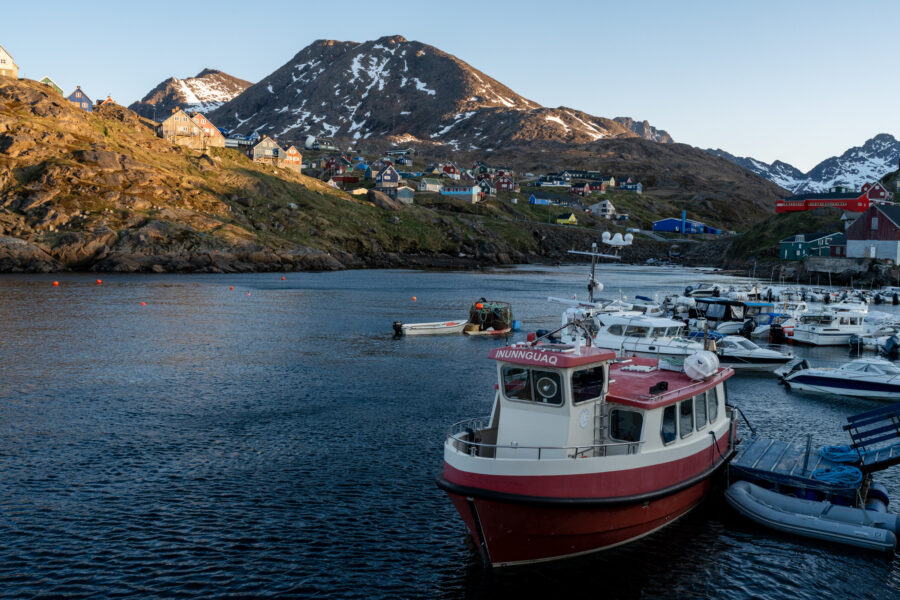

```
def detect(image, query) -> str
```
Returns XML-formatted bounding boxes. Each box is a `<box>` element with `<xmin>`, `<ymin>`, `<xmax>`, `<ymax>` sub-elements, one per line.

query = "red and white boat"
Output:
<box><xmin>436</xmin><ymin>335</ymin><xmax>738</xmax><ymax>566</ymax></box>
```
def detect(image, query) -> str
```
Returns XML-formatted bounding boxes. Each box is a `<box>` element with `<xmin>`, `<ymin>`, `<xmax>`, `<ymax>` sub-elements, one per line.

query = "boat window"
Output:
<box><xmin>730</xmin><ymin>306</ymin><xmax>744</xmax><ymax>320</ymax></box>
<box><xmin>661</xmin><ymin>405</ymin><xmax>677</xmax><ymax>445</ymax></box>
<box><xmin>706</xmin><ymin>304</ymin><xmax>726</xmax><ymax>320</ymax></box>
<box><xmin>502</xmin><ymin>367</ymin><xmax>563</xmax><ymax>406</ymax></box>
<box><xmin>695</xmin><ymin>391</ymin><xmax>707</xmax><ymax>429</ymax></box>
<box><xmin>610</xmin><ymin>409</ymin><xmax>643</xmax><ymax>442</ymax></box>
<box><xmin>607</xmin><ymin>324</ymin><xmax>625</xmax><ymax>336</ymax></box>
<box><xmin>502</xmin><ymin>366</ymin><xmax>532</xmax><ymax>401</ymax></box>
<box><xmin>708</xmin><ymin>387</ymin><xmax>719</xmax><ymax>422</ymax></box>
<box><xmin>680</xmin><ymin>399</ymin><xmax>694</xmax><ymax>438</ymax></box>
<box><xmin>746</xmin><ymin>306</ymin><xmax>761</xmax><ymax>317</ymax></box>
<box><xmin>737</xmin><ymin>340</ymin><xmax>756</xmax><ymax>350</ymax></box>
<box><xmin>572</xmin><ymin>366</ymin><xmax>606</xmax><ymax>404</ymax></box>
<box><xmin>625</xmin><ymin>326</ymin><xmax>649</xmax><ymax>338</ymax></box>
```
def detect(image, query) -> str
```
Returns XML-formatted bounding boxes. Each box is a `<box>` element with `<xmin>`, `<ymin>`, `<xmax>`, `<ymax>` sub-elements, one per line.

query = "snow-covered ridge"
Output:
<box><xmin>707</xmin><ymin>134</ymin><xmax>900</xmax><ymax>194</ymax></box>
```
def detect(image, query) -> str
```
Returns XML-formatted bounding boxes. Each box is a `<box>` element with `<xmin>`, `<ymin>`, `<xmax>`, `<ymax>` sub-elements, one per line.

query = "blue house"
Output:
<box><xmin>653</xmin><ymin>217</ymin><xmax>721</xmax><ymax>234</ymax></box>
<box><xmin>619</xmin><ymin>182</ymin><xmax>643</xmax><ymax>194</ymax></box>
<box><xmin>529</xmin><ymin>193</ymin><xmax>551</xmax><ymax>205</ymax></box>
<box><xmin>375</xmin><ymin>165</ymin><xmax>401</xmax><ymax>187</ymax></box>
<box><xmin>66</xmin><ymin>86</ymin><xmax>93</xmax><ymax>112</ymax></box>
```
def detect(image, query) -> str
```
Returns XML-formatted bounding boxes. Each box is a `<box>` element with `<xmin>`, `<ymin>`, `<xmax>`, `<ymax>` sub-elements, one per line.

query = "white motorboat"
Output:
<box><xmin>781</xmin><ymin>358</ymin><xmax>900</xmax><ymax>400</ymax></box>
<box><xmin>558</xmin><ymin>308</ymin><xmax>705</xmax><ymax>359</ymax></box>
<box><xmin>793</xmin><ymin>310</ymin><xmax>866</xmax><ymax>346</ymax></box>
<box><xmin>394</xmin><ymin>320</ymin><xmax>468</xmax><ymax>336</ymax></box>
<box><xmin>690</xmin><ymin>299</ymin><xmax>777</xmax><ymax>335</ymax></box>
<box><xmin>714</xmin><ymin>336</ymin><xmax>793</xmax><ymax>372</ymax></box>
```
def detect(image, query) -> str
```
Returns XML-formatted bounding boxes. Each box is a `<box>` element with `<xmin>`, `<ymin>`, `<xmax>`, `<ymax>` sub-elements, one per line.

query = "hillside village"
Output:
<box><xmin>3</xmin><ymin>40</ymin><xmax>900</xmax><ymax>277</ymax></box>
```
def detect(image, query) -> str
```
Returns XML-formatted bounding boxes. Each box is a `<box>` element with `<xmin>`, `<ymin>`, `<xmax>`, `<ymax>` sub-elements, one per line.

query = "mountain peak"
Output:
<box><xmin>129</xmin><ymin>69</ymin><xmax>252</xmax><ymax>120</ymax></box>
<box><xmin>208</xmin><ymin>36</ymin><xmax>672</xmax><ymax>148</ymax></box>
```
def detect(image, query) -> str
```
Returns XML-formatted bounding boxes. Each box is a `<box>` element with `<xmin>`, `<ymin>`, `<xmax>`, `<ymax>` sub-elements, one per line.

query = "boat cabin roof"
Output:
<box><xmin>841</xmin><ymin>359</ymin><xmax>900</xmax><ymax>375</ymax></box>
<box><xmin>490</xmin><ymin>344</ymin><xmax>615</xmax><ymax>369</ymax></box>
<box><xmin>596</xmin><ymin>314</ymin><xmax>685</xmax><ymax>327</ymax></box>
<box><xmin>696</xmin><ymin>299</ymin><xmax>774</xmax><ymax>308</ymax></box>
<box><xmin>606</xmin><ymin>357</ymin><xmax>732</xmax><ymax>409</ymax></box>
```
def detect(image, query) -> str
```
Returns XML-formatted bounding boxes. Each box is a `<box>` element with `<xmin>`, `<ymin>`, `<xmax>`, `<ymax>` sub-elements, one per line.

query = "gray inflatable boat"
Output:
<box><xmin>725</xmin><ymin>480</ymin><xmax>900</xmax><ymax>552</ymax></box>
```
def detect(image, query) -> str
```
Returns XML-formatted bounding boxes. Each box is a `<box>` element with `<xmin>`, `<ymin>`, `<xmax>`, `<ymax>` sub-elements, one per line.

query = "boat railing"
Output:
<box><xmin>446</xmin><ymin>417</ymin><xmax>643</xmax><ymax>459</ymax></box>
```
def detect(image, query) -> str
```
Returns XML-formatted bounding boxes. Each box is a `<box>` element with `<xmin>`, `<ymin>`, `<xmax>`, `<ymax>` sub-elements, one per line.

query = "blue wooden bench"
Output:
<box><xmin>843</xmin><ymin>401</ymin><xmax>900</xmax><ymax>473</ymax></box>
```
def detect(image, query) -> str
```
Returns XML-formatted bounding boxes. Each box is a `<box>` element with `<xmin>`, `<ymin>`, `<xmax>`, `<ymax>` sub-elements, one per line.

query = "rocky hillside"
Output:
<box><xmin>129</xmin><ymin>69</ymin><xmax>251</xmax><ymax>120</ymax></box>
<box><xmin>209</xmin><ymin>35</ymin><xmax>672</xmax><ymax>149</ymax></box>
<box><xmin>708</xmin><ymin>133</ymin><xmax>900</xmax><ymax>194</ymax></box>
<box><xmin>466</xmin><ymin>138</ymin><xmax>789</xmax><ymax>229</ymax></box>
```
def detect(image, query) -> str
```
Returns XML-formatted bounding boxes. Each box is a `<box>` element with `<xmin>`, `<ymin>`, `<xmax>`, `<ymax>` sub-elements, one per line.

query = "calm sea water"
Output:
<box><xmin>1</xmin><ymin>265</ymin><xmax>899</xmax><ymax>599</ymax></box>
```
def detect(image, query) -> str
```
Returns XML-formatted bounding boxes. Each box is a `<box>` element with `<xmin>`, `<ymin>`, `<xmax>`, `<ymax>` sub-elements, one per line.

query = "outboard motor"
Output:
<box><xmin>824</xmin><ymin>293</ymin><xmax>831</xmax><ymax>304</ymax></box>
<box><xmin>849</xmin><ymin>334</ymin><xmax>864</xmax><ymax>355</ymax></box>
<box><xmin>392</xmin><ymin>321</ymin><xmax>404</xmax><ymax>338</ymax></box>
<box><xmin>894</xmin><ymin>293</ymin><xmax>899</xmax><ymax>306</ymax></box>
<box><xmin>770</xmin><ymin>323</ymin><xmax>786</xmax><ymax>344</ymax></box>
<box><xmin>740</xmin><ymin>319</ymin><xmax>755</xmax><ymax>339</ymax></box>
<box><xmin>766</xmin><ymin>288</ymin><xmax>774</xmax><ymax>302</ymax></box>
<box><xmin>874</xmin><ymin>293</ymin><xmax>884</xmax><ymax>305</ymax></box>
<box><xmin>535</xmin><ymin>329</ymin><xmax>561</xmax><ymax>343</ymax></box>
<box><xmin>884</xmin><ymin>335</ymin><xmax>900</xmax><ymax>360</ymax></box>
<box><xmin>684</xmin><ymin>285</ymin><xmax>694</xmax><ymax>297</ymax></box>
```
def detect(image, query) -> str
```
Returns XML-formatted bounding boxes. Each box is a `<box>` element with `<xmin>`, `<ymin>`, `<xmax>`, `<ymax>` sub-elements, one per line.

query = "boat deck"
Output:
<box><xmin>730</xmin><ymin>436</ymin><xmax>860</xmax><ymax>495</ymax></box>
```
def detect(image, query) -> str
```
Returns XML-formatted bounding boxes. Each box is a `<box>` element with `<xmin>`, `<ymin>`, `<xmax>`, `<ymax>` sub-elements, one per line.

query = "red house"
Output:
<box><xmin>495</xmin><ymin>174</ymin><xmax>518</xmax><ymax>192</ymax></box>
<box><xmin>569</xmin><ymin>183</ymin><xmax>590</xmax><ymax>196</ymax></box>
<box><xmin>589</xmin><ymin>181</ymin><xmax>607</xmax><ymax>193</ymax></box>
<box><xmin>324</xmin><ymin>156</ymin><xmax>346</xmax><ymax>175</ymax></box>
<box><xmin>846</xmin><ymin>203</ymin><xmax>900</xmax><ymax>263</ymax></box>
<box><xmin>776</xmin><ymin>182</ymin><xmax>891</xmax><ymax>214</ymax></box>
<box><xmin>442</xmin><ymin>162</ymin><xmax>461</xmax><ymax>179</ymax></box>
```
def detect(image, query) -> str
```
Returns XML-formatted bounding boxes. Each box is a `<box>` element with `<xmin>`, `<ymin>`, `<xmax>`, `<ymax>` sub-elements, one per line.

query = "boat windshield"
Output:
<box><xmin>736</xmin><ymin>339</ymin><xmax>757</xmax><ymax>350</ymax></box>
<box><xmin>625</xmin><ymin>326</ymin><xmax>650</xmax><ymax>338</ymax></box>
<box><xmin>801</xmin><ymin>315</ymin><xmax>832</xmax><ymax>325</ymax></box>
<box><xmin>572</xmin><ymin>366</ymin><xmax>606</xmax><ymax>404</ymax></box>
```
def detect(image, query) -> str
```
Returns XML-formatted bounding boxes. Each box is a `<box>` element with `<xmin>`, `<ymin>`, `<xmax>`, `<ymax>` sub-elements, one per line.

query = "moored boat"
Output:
<box><xmin>436</xmin><ymin>332</ymin><xmax>738</xmax><ymax>566</ymax></box>
<box><xmin>780</xmin><ymin>357</ymin><xmax>900</xmax><ymax>400</ymax></box>
<box><xmin>394</xmin><ymin>320</ymin><xmax>468</xmax><ymax>336</ymax></box>
<box><xmin>715</xmin><ymin>336</ymin><xmax>793</xmax><ymax>372</ymax></box>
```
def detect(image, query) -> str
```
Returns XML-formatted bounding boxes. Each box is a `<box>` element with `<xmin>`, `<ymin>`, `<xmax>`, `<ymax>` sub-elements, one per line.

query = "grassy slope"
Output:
<box><xmin>726</xmin><ymin>210</ymin><xmax>844</xmax><ymax>260</ymax></box>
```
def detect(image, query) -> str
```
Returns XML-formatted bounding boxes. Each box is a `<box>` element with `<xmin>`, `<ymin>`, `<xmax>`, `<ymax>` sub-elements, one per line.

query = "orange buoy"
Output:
<box><xmin>229</xmin><ymin>286</ymin><xmax>234</xmax><ymax>290</ymax></box>
<box><xmin>475</xmin><ymin>302</ymin><xmax>484</xmax><ymax>310</ymax></box>
<box><xmin>96</xmin><ymin>279</ymin><xmax>102</xmax><ymax>285</ymax></box>
<box><xmin>52</xmin><ymin>281</ymin><xmax>59</xmax><ymax>287</ymax></box>
<box><xmin>412</xmin><ymin>296</ymin><xmax>417</xmax><ymax>301</ymax></box>
<box><xmin>140</xmin><ymin>302</ymin><xmax>147</xmax><ymax>306</ymax></box>
<box><xmin>247</xmin><ymin>292</ymin><xmax>251</xmax><ymax>296</ymax></box>
<box><xmin>281</xmin><ymin>276</ymin><xmax>286</xmax><ymax>281</ymax></box>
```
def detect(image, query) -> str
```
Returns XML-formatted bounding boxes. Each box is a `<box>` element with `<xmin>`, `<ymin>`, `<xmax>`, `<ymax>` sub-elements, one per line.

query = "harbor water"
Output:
<box><xmin>1</xmin><ymin>265</ymin><xmax>900</xmax><ymax>598</ymax></box>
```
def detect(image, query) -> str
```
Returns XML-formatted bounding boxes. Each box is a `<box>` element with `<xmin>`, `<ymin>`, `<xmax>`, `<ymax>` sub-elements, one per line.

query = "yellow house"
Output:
<box><xmin>0</xmin><ymin>45</ymin><xmax>18</xmax><ymax>79</ymax></box>
<box><xmin>556</xmin><ymin>212</ymin><xmax>578</xmax><ymax>225</ymax></box>
<box><xmin>158</xmin><ymin>108</ymin><xmax>203</xmax><ymax>149</ymax></box>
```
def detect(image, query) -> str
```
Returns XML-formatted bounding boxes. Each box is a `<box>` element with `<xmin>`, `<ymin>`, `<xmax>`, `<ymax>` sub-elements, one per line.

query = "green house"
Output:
<box><xmin>779</xmin><ymin>231</ymin><xmax>845</xmax><ymax>260</ymax></box>
<box><xmin>39</xmin><ymin>76</ymin><xmax>63</xmax><ymax>95</ymax></box>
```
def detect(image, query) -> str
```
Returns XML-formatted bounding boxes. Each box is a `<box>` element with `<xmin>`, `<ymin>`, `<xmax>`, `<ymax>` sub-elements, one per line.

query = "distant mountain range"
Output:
<box><xmin>707</xmin><ymin>134</ymin><xmax>900</xmax><ymax>194</ymax></box>
<box><xmin>199</xmin><ymin>35</ymin><xmax>673</xmax><ymax>149</ymax></box>
<box><xmin>128</xmin><ymin>69</ymin><xmax>251</xmax><ymax>121</ymax></box>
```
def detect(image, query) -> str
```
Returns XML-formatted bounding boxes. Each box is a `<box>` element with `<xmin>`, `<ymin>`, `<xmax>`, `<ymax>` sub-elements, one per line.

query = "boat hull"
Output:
<box><xmin>401</xmin><ymin>321</ymin><xmax>467</xmax><ymax>335</ymax></box>
<box><xmin>443</xmin><ymin>479</ymin><xmax>710</xmax><ymax>566</ymax></box>
<box><xmin>785</xmin><ymin>374</ymin><xmax>900</xmax><ymax>400</ymax></box>
<box><xmin>792</xmin><ymin>330</ymin><xmax>860</xmax><ymax>346</ymax></box>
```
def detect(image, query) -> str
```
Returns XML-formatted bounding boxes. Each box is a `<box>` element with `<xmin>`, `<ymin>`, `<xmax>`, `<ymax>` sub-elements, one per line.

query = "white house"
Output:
<box><xmin>588</xmin><ymin>199</ymin><xmax>616</xmax><ymax>219</ymax></box>
<box><xmin>0</xmin><ymin>45</ymin><xmax>18</xmax><ymax>79</ymax></box>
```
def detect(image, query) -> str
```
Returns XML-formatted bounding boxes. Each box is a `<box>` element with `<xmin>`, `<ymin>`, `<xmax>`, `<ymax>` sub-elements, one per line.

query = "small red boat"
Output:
<box><xmin>437</xmin><ymin>337</ymin><xmax>738</xmax><ymax>566</ymax></box>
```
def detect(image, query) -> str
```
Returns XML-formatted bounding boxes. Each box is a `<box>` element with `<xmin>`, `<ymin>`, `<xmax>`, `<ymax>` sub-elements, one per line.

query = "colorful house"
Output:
<box><xmin>324</xmin><ymin>156</ymin><xmax>347</xmax><ymax>175</ymax></box>
<box><xmin>846</xmin><ymin>203</ymin><xmax>900</xmax><ymax>263</ymax></box>
<box><xmin>556</xmin><ymin>213</ymin><xmax>578</xmax><ymax>225</ymax></box>
<box><xmin>529</xmin><ymin>193</ymin><xmax>552</xmax><ymax>205</ymax></box>
<box><xmin>418</xmin><ymin>178</ymin><xmax>442</xmax><ymax>193</ymax></box>
<box><xmin>396</xmin><ymin>186</ymin><xmax>416</xmax><ymax>205</ymax></box>
<box><xmin>251</xmin><ymin>136</ymin><xmax>286</xmax><ymax>164</ymax></box>
<box><xmin>0</xmin><ymin>45</ymin><xmax>18</xmax><ymax>79</ymax></box>
<box><xmin>442</xmin><ymin>162</ymin><xmax>461</xmax><ymax>180</ymax></box>
<box><xmin>441</xmin><ymin>185</ymin><xmax>482</xmax><ymax>203</ymax></box>
<box><xmin>619</xmin><ymin>182</ymin><xmax>643</xmax><ymax>194</ymax></box>
<box><xmin>779</xmin><ymin>232</ymin><xmax>846</xmax><ymax>260</ymax></box>
<box><xmin>190</xmin><ymin>113</ymin><xmax>226</xmax><ymax>147</ymax></box>
<box><xmin>159</xmin><ymin>108</ymin><xmax>202</xmax><ymax>147</ymax></box>
<box><xmin>375</xmin><ymin>165</ymin><xmax>401</xmax><ymax>190</ymax></box>
<box><xmin>776</xmin><ymin>183</ymin><xmax>891</xmax><ymax>214</ymax></box>
<box><xmin>588</xmin><ymin>181</ymin><xmax>607</xmax><ymax>194</ymax></box>
<box><xmin>494</xmin><ymin>174</ymin><xmax>518</xmax><ymax>192</ymax></box>
<box><xmin>66</xmin><ymin>87</ymin><xmax>93</xmax><ymax>112</ymax></box>
<box><xmin>569</xmin><ymin>183</ymin><xmax>590</xmax><ymax>196</ymax></box>
<box><xmin>284</xmin><ymin>146</ymin><xmax>303</xmax><ymax>173</ymax></box>
<box><xmin>39</xmin><ymin>77</ymin><xmax>62</xmax><ymax>95</ymax></box>
<box><xmin>652</xmin><ymin>217</ymin><xmax>721</xmax><ymax>234</ymax></box>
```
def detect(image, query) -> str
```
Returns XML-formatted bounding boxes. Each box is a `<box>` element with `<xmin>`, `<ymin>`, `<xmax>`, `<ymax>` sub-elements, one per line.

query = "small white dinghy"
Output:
<box><xmin>393</xmin><ymin>320</ymin><xmax>467</xmax><ymax>336</ymax></box>
<box><xmin>725</xmin><ymin>480</ymin><xmax>900</xmax><ymax>552</ymax></box>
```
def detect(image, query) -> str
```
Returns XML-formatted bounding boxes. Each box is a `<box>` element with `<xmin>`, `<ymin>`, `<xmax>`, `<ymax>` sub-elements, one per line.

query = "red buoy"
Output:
<box><xmin>140</xmin><ymin>302</ymin><xmax>147</xmax><ymax>306</ymax></box>
<box><xmin>96</xmin><ymin>279</ymin><xmax>102</xmax><ymax>285</ymax></box>
<box><xmin>247</xmin><ymin>292</ymin><xmax>251</xmax><ymax>296</ymax></box>
<box><xmin>229</xmin><ymin>286</ymin><xmax>234</xmax><ymax>290</ymax></box>
<box><xmin>281</xmin><ymin>276</ymin><xmax>286</xmax><ymax>281</ymax></box>
<box><xmin>52</xmin><ymin>281</ymin><xmax>59</xmax><ymax>287</ymax></box>
<box><xmin>412</xmin><ymin>296</ymin><xmax>417</xmax><ymax>301</ymax></box>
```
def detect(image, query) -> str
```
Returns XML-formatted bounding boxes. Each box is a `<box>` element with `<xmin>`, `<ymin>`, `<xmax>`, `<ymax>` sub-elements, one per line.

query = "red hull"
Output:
<box><xmin>446</xmin><ymin>479</ymin><xmax>710</xmax><ymax>566</ymax></box>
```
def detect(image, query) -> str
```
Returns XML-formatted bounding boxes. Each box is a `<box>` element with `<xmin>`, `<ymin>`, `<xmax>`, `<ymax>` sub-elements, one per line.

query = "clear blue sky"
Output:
<box><xmin>4</xmin><ymin>0</ymin><xmax>898</xmax><ymax>172</ymax></box>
